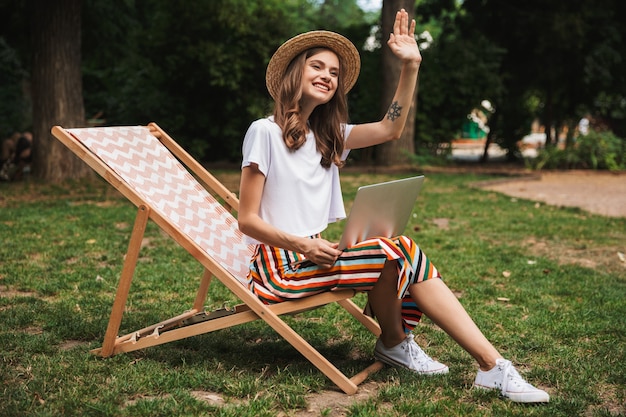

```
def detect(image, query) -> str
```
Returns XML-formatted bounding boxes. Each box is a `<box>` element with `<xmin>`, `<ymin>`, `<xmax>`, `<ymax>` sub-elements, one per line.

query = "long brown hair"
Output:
<box><xmin>273</xmin><ymin>48</ymin><xmax>349</xmax><ymax>168</ymax></box>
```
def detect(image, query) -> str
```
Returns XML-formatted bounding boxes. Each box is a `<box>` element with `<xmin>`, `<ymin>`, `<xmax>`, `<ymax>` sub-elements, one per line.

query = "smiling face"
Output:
<box><xmin>300</xmin><ymin>49</ymin><xmax>340</xmax><ymax>109</ymax></box>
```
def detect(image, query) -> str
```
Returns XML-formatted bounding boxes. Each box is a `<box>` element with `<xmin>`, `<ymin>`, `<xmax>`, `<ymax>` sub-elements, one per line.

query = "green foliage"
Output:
<box><xmin>317</xmin><ymin>0</ymin><xmax>367</xmax><ymax>29</ymax></box>
<box><xmin>0</xmin><ymin>37</ymin><xmax>29</xmax><ymax>133</ymax></box>
<box><xmin>82</xmin><ymin>0</ymin><xmax>308</xmax><ymax>162</ymax></box>
<box><xmin>3</xmin><ymin>0</ymin><xmax>626</xmax><ymax>169</ymax></box>
<box><xmin>531</xmin><ymin>130</ymin><xmax>626</xmax><ymax>171</ymax></box>
<box><xmin>462</xmin><ymin>0</ymin><xmax>626</xmax><ymax>151</ymax></box>
<box><xmin>414</xmin><ymin>0</ymin><xmax>505</xmax><ymax>149</ymax></box>
<box><xmin>80</xmin><ymin>0</ymin><xmax>376</xmax><ymax>163</ymax></box>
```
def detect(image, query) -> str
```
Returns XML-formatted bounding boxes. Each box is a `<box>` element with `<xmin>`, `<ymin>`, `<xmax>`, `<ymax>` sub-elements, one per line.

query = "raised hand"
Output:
<box><xmin>387</xmin><ymin>9</ymin><xmax>421</xmax><ymax>65</ymax></box>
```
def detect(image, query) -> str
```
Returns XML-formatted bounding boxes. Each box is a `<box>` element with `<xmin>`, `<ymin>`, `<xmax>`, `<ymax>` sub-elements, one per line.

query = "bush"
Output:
<box><xmin>531</xmin><ymin>130</ymin><xmax>626</xmax><ymax>171</ymax></box>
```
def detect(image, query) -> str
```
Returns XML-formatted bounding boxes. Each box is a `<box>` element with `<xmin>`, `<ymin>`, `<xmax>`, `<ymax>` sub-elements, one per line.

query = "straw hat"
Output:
<box><xmin>266</xmin><ymin>30</ymin><xmax>361</xmax><ymax>101</ymax></box>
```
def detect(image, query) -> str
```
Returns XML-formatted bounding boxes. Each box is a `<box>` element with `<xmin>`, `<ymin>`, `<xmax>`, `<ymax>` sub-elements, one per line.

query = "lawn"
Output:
<box><xmin>1</xmin><ymin>171</ymin><xmax>625</xmax><ymax>416</ymax></box>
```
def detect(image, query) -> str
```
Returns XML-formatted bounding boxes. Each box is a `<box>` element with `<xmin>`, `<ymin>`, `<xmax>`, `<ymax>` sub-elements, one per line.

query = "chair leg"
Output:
<box><xmin>350</xmin><ymin>361</ymin><xmax>384</xmax><ymax>386</ymax></box>
<box><xmin>193</xmin><ymin>268</ymin><xmax>213</xmax><ymax>311</ymax></box>
<box><xmin>338</xmin><ymin>299</ymin><xmax>381</xmax><ymax>337</ymax></box>
<box><xmin>100</xmin><ymin>205</ymin><xmax>150</xmax><ymax>357</ymax></box>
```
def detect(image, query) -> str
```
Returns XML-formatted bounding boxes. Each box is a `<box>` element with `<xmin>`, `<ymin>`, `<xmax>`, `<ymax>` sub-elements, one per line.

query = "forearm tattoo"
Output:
<box><xmin>387</xmin><ymin>101</ymin><xmax>402</xmax><ymax>121</ymax></box>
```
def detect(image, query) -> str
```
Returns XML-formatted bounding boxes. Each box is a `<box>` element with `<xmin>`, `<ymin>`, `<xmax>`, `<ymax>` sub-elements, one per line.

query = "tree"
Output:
<box><xmin>81</xmin><ymin>0</ymin><xmax>326</xmax><ymax>162</ymax></box>
<box><xmin>30</xmin><ymin>0</ymin><xmax>91</xmax><ymax>181</ymax></box>
<box><xmin>376</xmin><ymin>0</ymin><xmax>416</xmax><ymax>166</ymax></box>
<box><xmin>318</xmin><ymin>0</ymin><xmax>366</xmax><ymax>29</ymax></box>
<box><xmin>463</xmin><ymin>0</ymin><xmax>626</xmax><ymax>155</ymax></box>
<box><xmin>412</xmin><ymin>0</ymin><xmax>504</xmax><ymax>159</ymax></box>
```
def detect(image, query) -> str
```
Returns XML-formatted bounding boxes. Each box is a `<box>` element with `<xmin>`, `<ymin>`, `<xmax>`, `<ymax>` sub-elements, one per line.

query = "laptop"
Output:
<box><xmin>291</xmin><ymin>175</ymin><xmax>424</xmax><ymax>268</ymax></box>
<box><xmin>337</xmin><ymin>175</ymin><xmax>425</xmax><ymax>250</ymax></box>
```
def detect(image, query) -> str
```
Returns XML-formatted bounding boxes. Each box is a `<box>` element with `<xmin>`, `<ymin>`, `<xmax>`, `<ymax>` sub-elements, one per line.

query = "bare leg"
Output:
<box><xmin>367</xmin><ymin>260</ymin><xmax>405</xmax><ymax>348</ymax></box>
<box><xmin>409</xmin><ymin>279</ymin><xmax>502</xmax><ymax>371</ymax></box>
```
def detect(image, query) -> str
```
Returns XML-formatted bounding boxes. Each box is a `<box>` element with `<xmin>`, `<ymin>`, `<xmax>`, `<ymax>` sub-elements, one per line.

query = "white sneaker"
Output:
<box><xmin>374</xmin><ymin>334</ymin><xmax>449</xmax><ymax>375</ymax></box>
<box><xmin>474</xmin><ymin>358</ymin><xmax>550</xmax><ymax>403</ymax></box>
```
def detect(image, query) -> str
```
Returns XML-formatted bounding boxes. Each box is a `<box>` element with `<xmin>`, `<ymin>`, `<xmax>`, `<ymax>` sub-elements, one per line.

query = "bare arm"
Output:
<box><xmin>345</xmin><ymin>9</ymin><xmax>422</xmax><ymax>150</ymax></box>
<box><xmin>238</xmin><ymin>164</ymin><xmax>341</xmax><ymax>267</ymax></box>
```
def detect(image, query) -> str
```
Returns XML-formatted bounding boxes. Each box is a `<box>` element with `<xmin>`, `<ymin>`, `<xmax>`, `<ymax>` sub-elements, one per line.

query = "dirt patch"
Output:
<box><xmin>473</xmin><ymin>171</ymin><xmax>626</xmax><ymax>275</ymax></box>
<box><xmin>476</xmin><ymin>170</ymin><xmax>626</xmax><ymax>218</ymax></box>
<box><xmin>473</xmin><ymin>171</ymin><xmax>625</xmax><ymax>274</ymax></box>
<box><xmin>522</xmin><ymin>237</ymin><xmax>626</xmax><ymax>276</ymax></box>
<box><xmin>58</xmin><ymin>340</ymin><xmax>89</xmax><ymax>351</ymax></box>
<box><xmin>292</xmin><ymin>382</ymin><xmax>384</xmax><ymax>417</ymax></box>
<box><xmin>188</xmin><ymin>382</ymin><xmax>384</xmax><ymax>416</ymax></box>
<box><xmin>190</xmin><ymin>390</ymin><xmax>244</xmax><ymax>407</ymax></box>
<box><xmin>0</xmin><ymin>285</ymin><xmax>38</xmax><ymax>298</ymax></box>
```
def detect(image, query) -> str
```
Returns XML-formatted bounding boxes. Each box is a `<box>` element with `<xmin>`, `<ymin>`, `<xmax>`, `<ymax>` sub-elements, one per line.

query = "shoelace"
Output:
<box><xmin>498</xmin><ymin>359</ymin><xmax>530</xmax><ymax>396</ymax></box>
<box><xmin>404</xmin><ymin>334</ymin><xmax>432</xmax><ymax>370</ymax></box>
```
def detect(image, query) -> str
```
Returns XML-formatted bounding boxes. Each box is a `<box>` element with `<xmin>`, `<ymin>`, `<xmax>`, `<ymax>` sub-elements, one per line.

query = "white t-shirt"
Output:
<box><xmin>241</xmin><ymin>117</ymin><xmax>353</xmax><ymax>244</ymax></box>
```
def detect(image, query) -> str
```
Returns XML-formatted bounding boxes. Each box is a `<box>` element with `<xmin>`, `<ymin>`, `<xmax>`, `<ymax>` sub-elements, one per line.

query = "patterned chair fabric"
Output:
<box><xmin>67</xmin><ymin>126</ymin><xmax>254</xmax><ymax>284</ymax></box>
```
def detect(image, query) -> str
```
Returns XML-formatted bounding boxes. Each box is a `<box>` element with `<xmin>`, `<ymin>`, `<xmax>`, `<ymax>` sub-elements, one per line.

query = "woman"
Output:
<box><xmin>238</xmin><ymin>9</ymin><xmax>549</xmax><ymax>403</ymax></box>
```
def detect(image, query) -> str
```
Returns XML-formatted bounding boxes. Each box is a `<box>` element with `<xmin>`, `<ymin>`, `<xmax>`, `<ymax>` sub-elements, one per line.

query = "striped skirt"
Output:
<box><xmin>246</xmin><ymin>235</ymin><xmax>441</xmax><ymax>332</ymax></box>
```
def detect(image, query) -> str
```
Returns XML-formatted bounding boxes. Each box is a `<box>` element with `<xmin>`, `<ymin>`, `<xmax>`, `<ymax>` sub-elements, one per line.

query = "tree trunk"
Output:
<box><xmin>376</xmin><ymin>0</ymin><xmax>416</xmax><ymax>166</ymax></box>
<box><xmin>30</xmin><ymin>0</ymin><xmax>91</xmax><ymax>182</ymax></box>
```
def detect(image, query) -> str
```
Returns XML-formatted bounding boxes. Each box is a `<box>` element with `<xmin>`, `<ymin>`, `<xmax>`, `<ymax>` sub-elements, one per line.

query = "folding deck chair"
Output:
<box><xmin>51</xmin><ymin>123</ymin><xmax>383</xmax><ymax>395</ymax></box>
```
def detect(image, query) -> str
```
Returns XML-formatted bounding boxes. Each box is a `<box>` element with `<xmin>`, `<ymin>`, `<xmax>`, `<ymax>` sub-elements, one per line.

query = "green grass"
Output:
<box><xmin>1</xmin><ymin>172</ymin><xmax>625</xmax><ymax>416</ymax></box>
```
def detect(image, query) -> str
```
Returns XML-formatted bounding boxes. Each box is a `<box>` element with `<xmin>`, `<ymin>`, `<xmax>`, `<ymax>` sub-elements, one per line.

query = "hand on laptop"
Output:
<box><xmin>298</xmin><ymin>238</ymin><xmax>341</xmax><ymax>269</ymax></box>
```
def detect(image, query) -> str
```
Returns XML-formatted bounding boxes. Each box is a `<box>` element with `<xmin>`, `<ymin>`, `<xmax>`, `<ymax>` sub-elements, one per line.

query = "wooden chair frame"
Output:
<box><xmin>51</xmin><ymin>123</ymin><xmax>382</xmax><ymax>395</ymax></box>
